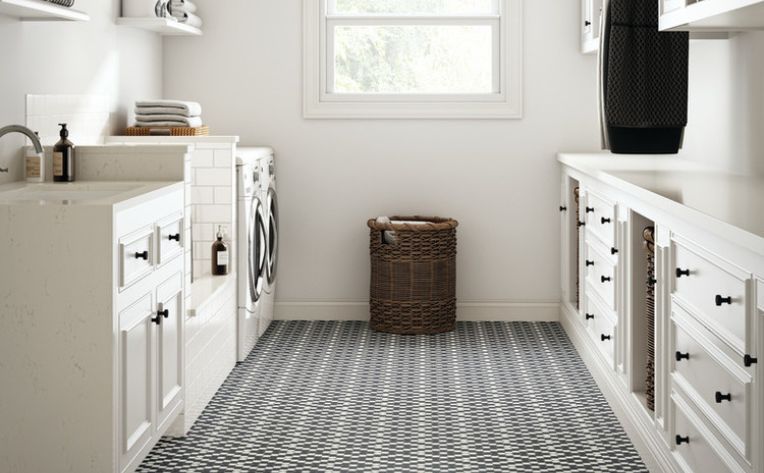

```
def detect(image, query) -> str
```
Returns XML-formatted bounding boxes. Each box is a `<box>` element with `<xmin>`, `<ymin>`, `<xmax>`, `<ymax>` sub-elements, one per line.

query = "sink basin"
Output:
<box><xmin>0</xmin><ymin>182</ymin><xmax>147</xmax><ymax>204</ymax></box>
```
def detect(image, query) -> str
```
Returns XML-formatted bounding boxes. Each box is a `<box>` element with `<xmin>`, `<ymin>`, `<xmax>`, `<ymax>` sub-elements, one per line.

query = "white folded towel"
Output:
<box><xmin>136</xmin><ymin>106</ymin><xmax>201</xmax><ymax>117</ymax></box>
<box><xmin>172</xmin><ymin>11</ymin><xmax>202</xmax><ymax>28</ymax></box>
<box><xmin>376</xmin><ymin>216</ymin><xmax>397</xmax><ymax>245</ymax></box>
<box><xmin>169</xmin><ymin>0</ymin><xmax>196</xmax><ymax>13</ymax></box>
<box><xmin>135</xmin><ymin>117</ymin><xmax>204</xmax><ymax>128</ymax></box>
<box><xmin>135</xmin><ymin>100</ymin><xmax>202</xmax><ymax>117</ymax></box>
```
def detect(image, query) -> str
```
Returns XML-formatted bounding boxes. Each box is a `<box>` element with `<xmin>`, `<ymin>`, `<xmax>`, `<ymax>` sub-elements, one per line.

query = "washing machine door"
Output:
<box><xmin>266</xmin><ymin>187</ymin><xmax>279</xmax><ymax>285</ymax></box>
<box><xmin>249</xmin><ymin>198</ymin><xmax>267</xmax><ymax>304</ymax></box>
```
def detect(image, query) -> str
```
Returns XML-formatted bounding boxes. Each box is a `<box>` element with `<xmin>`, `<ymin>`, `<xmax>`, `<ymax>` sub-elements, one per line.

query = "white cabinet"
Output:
<box><xmin>558</xmin><ymin>154</ymin><xmax>763</xmax><ymax>473</ymax></box>
<box><xmin>156</xmin><ymin>272</ymin><xmax>184</xmax><ymax>431</ymax></box>
<box><xmin>581</xmin><ymin>0</ymin><xmax>603</xmax><ymax>54</ymax></box>
<box><xmin>660</xmin><ymin>0</ymin><xmax>764</xmax><ymax>31</ymax></box>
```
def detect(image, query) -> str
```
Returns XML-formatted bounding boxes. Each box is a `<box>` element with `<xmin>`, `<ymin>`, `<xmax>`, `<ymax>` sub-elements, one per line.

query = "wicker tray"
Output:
<box><xmin>124</xmin><ymin>125</ymin><xmax>209</xmax><ymax>136</ymax></box>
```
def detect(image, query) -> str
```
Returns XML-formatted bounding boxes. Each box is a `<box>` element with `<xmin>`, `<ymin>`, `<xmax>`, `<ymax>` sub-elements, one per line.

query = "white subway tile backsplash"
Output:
<box><xmin>195</xmin><ymin>168</ymin><xmax>231</xmax><ymax>187</ymax></box>
<box><xmin>192</xmin><ymin>187</ymin><xmax>214</xmax><ymax>205</ymax></box>
<box><xmin>195</xmin><ymin>204</ymin><xmax>232</xmax><ymax>224</ymax></box>
<box><xmin>192</xmin><ymin>150</ymin><xmax>214</xmax><ymax>168</ymax></box>
<box><xmin>26</xmin><ymin>94</ymin><xmax>111</xmax><ymax>146</ymax></box>
<box><xmin>214</xmin><ymin>187</ymin><xmax>233</xmax><ymax>204</ymax></box>
<box><xmin>213</xmin><ymin>150</ymin><xmax>232</xmax><ymax>168</ymax></box>
<box><xmin>192</xmin><ymin>223</ymin><xmax>215</xmax><ymax>242</ymax></box>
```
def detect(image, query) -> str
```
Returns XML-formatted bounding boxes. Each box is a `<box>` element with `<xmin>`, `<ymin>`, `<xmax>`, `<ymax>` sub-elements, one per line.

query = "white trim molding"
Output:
<box><xmin>275</xmin><ymin>300</ymin><xmax>558</xmax><ymax>322</ymax></box>
<box><xmin>302</xmin><ymin>0</ymin><xmax>524</xmax><ymax>119</ymax></box>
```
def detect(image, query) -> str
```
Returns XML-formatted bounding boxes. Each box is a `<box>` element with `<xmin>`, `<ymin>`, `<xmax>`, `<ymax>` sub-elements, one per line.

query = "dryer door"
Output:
<box><xmin>266</xmin><ymin>187</ymin><xmax>279</xmax><ymax>285</ymax></box>
<box><xmin>249</xmin><ymin>198</ymin><xmax>267</xmax><ymax>304</ymax></box>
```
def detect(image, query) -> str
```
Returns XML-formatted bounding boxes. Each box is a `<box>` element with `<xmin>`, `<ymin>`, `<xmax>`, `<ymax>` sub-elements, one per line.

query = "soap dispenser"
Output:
<box><xmin>211</xmin><ymin>226</ymin><xmax>229</xmax><ymax>276</ymax></box>
<box><xmin>53</xmin><ymin>123</ymin><xmax>75</xmax><ymax>182</ymax></box>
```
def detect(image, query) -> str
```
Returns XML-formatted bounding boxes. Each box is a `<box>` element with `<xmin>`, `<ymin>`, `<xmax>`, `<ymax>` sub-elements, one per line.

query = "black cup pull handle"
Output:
<box><xmin>601</xmin><ymin>276</ymin><xmax>612</xmax><ymax>283</ymax></box>
<box><xmin>168</xmin><ymin>234</ymin><xmax>181</xmax><ymax>242</ymax></box>
<box><xmin>675</xmin><ymin>351</ymin><xmax>690</xmax><ymax>362</ymax></box>
<box><xmin>675</xmin><ymin>435</ymin><xmax>690</xmax><ymax>446</ymax></box>
<box><xmin>744</xmin><ymin>354</ymin><xmax>758</xmax><ymax>367</ymax></box>
<box><xmin>586</xmin><ymin>260</ymin><xmax>595</xmax><ymax>267</ymax></box>
<box><xmin>135</xmin><ymin>251</ymin><xmax>149</xmax><ymax>260</ymax></box>
<box><xmin>601</xmin><ymin>217</ymin><xmax>611</xmax><ymax>224</ymax></box>
<box><xmin>715</xmin><ymin>392</ymin><xmax>732</xmax><ymax>403</ymax></box>
<box><xmin>715</xmin><ymin>295</ymin><xmax>733</xmax><ymax>306</ymax></box>
<box><xmin>676</xmin><ymin>268</ymin><xmax>691</xmax><ymax>278</ymax></box>
<box><xmin>586</xmin><ymin>313</ymin><xmax>595</xmax><ymax>320</ymax></box>
<box><xmin>601</xmin><ymin>334</ymin><xmax>611</xmax><ymax>341</ymax></box>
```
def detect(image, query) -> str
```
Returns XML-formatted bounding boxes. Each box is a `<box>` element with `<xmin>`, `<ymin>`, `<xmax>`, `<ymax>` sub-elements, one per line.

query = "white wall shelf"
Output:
<box><xmin>660</xmin><ymin>0</ymin><xmax>764</xmax><ymax>31</ymax></box>
<box><xmin>116</xmin><ymin>17</ymin><xmax>202</xmax><ymax>36</ymax></box>
<box><xmin>0</xmin><ymin>0</ymin><xmax>89</xmax><ymax>21</ymax></box>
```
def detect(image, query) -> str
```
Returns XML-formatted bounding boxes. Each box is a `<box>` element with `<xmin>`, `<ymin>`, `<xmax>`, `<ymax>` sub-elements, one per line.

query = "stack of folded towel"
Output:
<box><xmin>134</xmin><ymin>100</ymin><xmax>203</xmax><ymax>128</ymax></box>
<box><xmin>168</xmin><ymin>0</ymin><xmax>202</xmax><ymax>28</ymax></box>
<box><xmin>43</xmin><ymin>0</ymin><xmax>75</xmax><ymax>6</ymax></box>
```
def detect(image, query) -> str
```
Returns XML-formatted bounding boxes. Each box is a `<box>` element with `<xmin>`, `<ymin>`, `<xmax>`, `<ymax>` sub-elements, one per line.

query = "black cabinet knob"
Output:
<box><xmin>158</xmin><ymin>309</ymin><xmax>170</xmax><ymax>319</ymax></box>
<box><xmin>675</xmin><ymin>435</ymin><xmax>690</xmax><ymax>446</ymax></box>
<box><xmin>135</xmin><ymin>251</ymin><xmax>149</xmax><ymax>260</ymax></box>
<box><xmin>744</xmin><ymin>354</ymin><xmax>758</xmax><ymax>367</ymax></box>
<box><xmin>151</xmin><ymin>314</ymin><xmax>162</xmax><ymax>325</ymax></box>
<box><xmin>601</xmin><ymin>217</ymin><xmax>611</xmax><ymax>224</ymax></box>
<box><xmin>601</xmin><ymin>334</ymin><xmax>611</xmax><ymax>342</ymax></box>
<box><xmin>676</xmin><ymin>268</ymin><xmax>691</xmax><ymax>278</ymax></box>
<box><xmin>586</xmin><ymin>313</ymin><xmax>595</xmax><ymax>320</ymax></box>
<box><xmin>168</xmin><ymin>234</ymin><xmax>181</xmax><ymax>242</ymax></box>
<box><xmin>715</xmin><ymin>392</ymin><xmax>732</xmax><ymax>403</ymax></box>
<box><xmin>647</xmin><ymin>277</ymin><xmax>657</xmax><ymax>286</ymax></box>
<box><xmin>586</xmin><ymin>260</ymin><xmax>595</xmax><ymax>267</ymax></box>
<box><xmin>715</xmin><ymin>295</ymin><xmax>733</xmax><ymax>306</ymax></box>
<box><xmin>586</xmin><ymin>207</ymin><xmax>595</xmax><ymax>213</ymax></box>
<box><xmin>675</xmin><ymin>351</ymin><xmax>690</xmax><ymax>362</ymax></box>
<box><xmin>578</xmin><ymin>221</ymin><xmax>586</xmax><ymax>228</ymax></box>
<box><xmin>560</xmin><ymin>206</ymin><xmax>568</xmax><ymax>212</ymax></box>
<box><xmin>585</xmin><ymin>20</ymin><xmax>592</xmax><ymax>26</ymax></box>
<box><xmin>601</xmin><ymin>276</ymin><xmax>612</xmax><ymax>283</ymax></box>
<box><xmin>611</xmin><ymin>247</ymin><xmax>619</xmax><ymax>255</ymax></box>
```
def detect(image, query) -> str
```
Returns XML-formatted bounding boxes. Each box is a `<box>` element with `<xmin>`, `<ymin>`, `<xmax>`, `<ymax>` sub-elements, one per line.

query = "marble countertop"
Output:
<box><xmin>558</xmin><ymin>153</ymin><xmax>764</xmax><ymax>255</ymax></box>
<box><xmin>0</xmin><ymin>181</ymin><xmax>183</xmax><ymax>208</ymax></box>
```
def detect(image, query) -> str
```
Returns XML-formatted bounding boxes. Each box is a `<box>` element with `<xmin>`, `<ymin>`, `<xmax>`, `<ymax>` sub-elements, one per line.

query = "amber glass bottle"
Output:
<box><xmin>211</xmin><ymin>226</ymin><xmax>229</xmax><ymax>276</ymax></box>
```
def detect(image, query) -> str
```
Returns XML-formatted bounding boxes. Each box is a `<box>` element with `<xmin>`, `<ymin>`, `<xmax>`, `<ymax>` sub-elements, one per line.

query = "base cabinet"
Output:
<box><xmin>559</xmin><ymin>159</ymin><xmax>762</xmax><ymax>473</ymax></box>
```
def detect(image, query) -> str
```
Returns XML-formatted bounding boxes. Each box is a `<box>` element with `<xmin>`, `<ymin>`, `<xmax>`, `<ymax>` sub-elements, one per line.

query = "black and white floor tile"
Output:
<box><xmin>138</xmin><ymin>321</ymin><xmax>647</xmax><ymax>473</ymax></box>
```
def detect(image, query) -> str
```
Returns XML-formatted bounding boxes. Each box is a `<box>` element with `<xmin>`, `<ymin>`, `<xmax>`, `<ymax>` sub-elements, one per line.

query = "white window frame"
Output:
<box><xmin>303</xmin><ymin>0</ymin><xmax>524</xmax><ymax>119</ymax></box>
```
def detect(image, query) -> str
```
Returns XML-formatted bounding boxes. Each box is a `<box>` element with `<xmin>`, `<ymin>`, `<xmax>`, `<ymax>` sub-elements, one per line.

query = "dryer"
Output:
<box><xmin>236</xmin><ymin>148</ymin><xmax>272</xmax><ymax>361</ymax></box>
<box><xmin>260</xmin><ymin>153</ymin><xmax>278</xmax><ymax>336</ymax></box>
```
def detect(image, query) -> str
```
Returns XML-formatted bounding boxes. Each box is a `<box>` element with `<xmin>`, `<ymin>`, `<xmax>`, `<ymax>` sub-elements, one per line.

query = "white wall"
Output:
<box><xmin>164</xmin><ymin>0</ymin><xmax>601</xmax><ymax>317</ymax></box>
<box><xmin>0</xmin><ymin>0</ymin><xmax>163</xmax><ymax>184</ymax></box>
<box><xmin>682</xmin><ymin>32</ymin><xmax>764</xmax><ymax>176</ymax></box>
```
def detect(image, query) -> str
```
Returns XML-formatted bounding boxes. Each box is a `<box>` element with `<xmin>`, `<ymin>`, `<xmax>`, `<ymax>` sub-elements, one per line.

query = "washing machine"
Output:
<box><xmin>260</xmin><ymin>153</ymin><xmax>278</xmax><ymax>337</ymax></box>
<box><xmin>236</xmin><ymin>147</ymin><xmax>272</xmax><ymax>361</ymax></box>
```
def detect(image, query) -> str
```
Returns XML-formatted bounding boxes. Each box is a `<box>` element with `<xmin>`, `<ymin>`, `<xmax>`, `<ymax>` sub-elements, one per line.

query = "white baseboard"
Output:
<box><xmin>560</xmin><ymin>303</ymin><xmax>681</xmax><ymax>473</ymax></box>
<box><xmin>274</xmin><ymin>300</ymin><xmax>560</xmax><ymax>322</ymax></box>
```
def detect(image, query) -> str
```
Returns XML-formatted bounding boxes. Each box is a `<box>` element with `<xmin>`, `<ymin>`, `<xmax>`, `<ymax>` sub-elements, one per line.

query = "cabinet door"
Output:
<box><xmin>156</xmin><ymin>272</ymin><xmax>184</xmax><ymax>430</ymax></box>
<box><xmin>119</xmin><ymin>292</ymin><xmax>156</xmax><ymax>472</ymax></box>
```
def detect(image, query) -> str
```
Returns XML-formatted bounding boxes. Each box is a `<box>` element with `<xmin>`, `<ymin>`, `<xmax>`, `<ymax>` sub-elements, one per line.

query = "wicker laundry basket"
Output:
<box><xmin>367</xmin><ymin>216</ymin><xmax>458</xmax><ymax>335</ymax></box>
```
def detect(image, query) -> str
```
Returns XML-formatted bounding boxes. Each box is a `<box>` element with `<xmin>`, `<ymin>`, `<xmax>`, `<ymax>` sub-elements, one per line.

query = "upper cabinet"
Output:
<box><xmin>0</xmin><ymin>0</ymin><xmax>89</xmax><ymax>21</ymax></box>
<box><xmin>660</xmin><ymin>0</ymin><xmax>764</xmax><ymax>31</ymax></box>
<box><xmin>581</xmin><ymin>0</ymin><xmax>603</xmax><ymax>54</ymax></box>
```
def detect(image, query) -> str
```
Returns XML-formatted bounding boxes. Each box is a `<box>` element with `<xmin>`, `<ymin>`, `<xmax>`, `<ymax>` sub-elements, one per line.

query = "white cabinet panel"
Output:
<box><xmin>156</xmin><ymin>213</ymin><xmax>184</xmax><ymax>267</ymax></box>
<box><xmin>120</xmin><ymin>227</ymin><xmax>155</xmax><ymax>290</ymax></box>
<box><xmin>156</xmin><ymin>272</ymin><xmax>184</xmax><ymax>430</ymax></box>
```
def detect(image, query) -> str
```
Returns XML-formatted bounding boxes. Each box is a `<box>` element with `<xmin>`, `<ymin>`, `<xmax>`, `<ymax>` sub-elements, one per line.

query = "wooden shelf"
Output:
<box><xmin>116</xmin><ymin>17</ymin><xmax>202</xmax><ymax>36</ymax></box>
<box><xmin>0</xmin><ymin>0</ymin><xmax>89</xmax><ymax>21</ymax></box>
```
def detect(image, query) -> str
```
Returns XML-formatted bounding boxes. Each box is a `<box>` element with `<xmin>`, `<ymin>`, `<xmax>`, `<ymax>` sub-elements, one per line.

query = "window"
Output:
<box><xmin>303</xmin><ymin>0</ymin><xmax>523</xmax><ymax>119</ymax></box>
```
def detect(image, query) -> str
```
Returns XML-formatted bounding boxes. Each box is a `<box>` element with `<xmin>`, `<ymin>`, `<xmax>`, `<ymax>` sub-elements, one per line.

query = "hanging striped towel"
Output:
<box><xmin>43</xmin><ymin>0</ymin><xmax>75</xmax><ymax>7</ymax></box>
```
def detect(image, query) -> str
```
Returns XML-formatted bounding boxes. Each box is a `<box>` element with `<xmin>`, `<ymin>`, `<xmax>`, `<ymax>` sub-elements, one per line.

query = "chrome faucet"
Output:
<box><xmin>0</xmin><ymin>124</ymin><xmax>44</xmax><ymax>174</ymax></box>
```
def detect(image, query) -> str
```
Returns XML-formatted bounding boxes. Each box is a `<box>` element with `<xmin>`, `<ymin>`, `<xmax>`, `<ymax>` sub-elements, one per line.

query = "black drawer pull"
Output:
<box><xmin>601</xmin><ymin>276</ymin><xmax>612</xmax><ymax>283</ymax></box>
<box><xmin>611</xmin><ymin>247</ymin><xmax>619</xmax><ymax>255</ymax></box>
<box><xmin>676</xmin><ymin>268</ymin><xmax>691</xmax><ymax>278</ymax></box>
<box><xmin>586</xmin><ymin>260</ymin><xmax>595</xmax><ymax>267</ymax></box>
<box><xmin>168</xmin><ymin>234</ymin><xmax>181</xmax><ymax>242</ymax></box>
<box><xmin>586</xmin><ymin>313</ymin><xmax>595</xmax><ymax>320</ymax></box>
<box><xmin>744</xmin><ymin>354</ymin><xmax>758</xmax><ymax>367</ymax></box>
<box><xmin>560</xmin><ymin>206</ymin><xmax>567</xmax><ymax>212</ymax></box>
<box><xmin>715</xmin><ymin>392</ymin><xmax>732</xmax><ymax>403</ymax></box>
<box><xmin>601</xmin><ymin>334</ymin><xmax>611</xmax><ymax>342</ymax></box>
<box><xmin>158</xmin><ymin>309</ymin><xmax>170</xmax><ymax>319</ymax></box>
<box><xmin>578</xmin><ymin>221</ymin><xmax>586</xmax><ymax>228</ymax></box>
<box><xmin>586</xmin><ymin>207</ymin><xmax>595</xmax><ymax>213</ymax></box>
<box><xmin>151</xmin><ymin>314</ymin><xmax>162</xmax><ymax>325</ymax></box>
<box><xmin>601</xmin><ymin>217</ymin><xmax>611</xmax><ymax>224</ymax></box>
<box><xmin>675</xmin><ymin>351</ymin><xmax>690</xmax><ymax>362</ymax></box>
<box><xmin>675</xmin><ymin>435</ymin><xmax>690</xmax><ymax>446</ymax></box>
<box><xmin>585</xmin><ymin>20</ymin><xmax>592</xmax><ymax>26</ymax></box>
<box><xmin>715</xmin><ymin>295</ymin><xmax>733</xmax><ymax>306</ymax></box>
<box><xmin>134</xmin><ymin>251</ymin><xmax>149</xmax><ymax>260</ymax></box>
<box><xmin>647</xmin><ymin>277</ymin><xmax>657</xmax><ymax>286</ymax></box>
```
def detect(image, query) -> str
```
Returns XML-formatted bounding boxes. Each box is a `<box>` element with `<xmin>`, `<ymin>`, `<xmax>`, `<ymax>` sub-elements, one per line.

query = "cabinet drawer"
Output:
<box><xmin>672</xmin><ymin>236</ymin><xmax>750</xmax><ymax>350</ymax></box>
<box><xmin>585</xmin><ymin>237</ymin><xmax>617</xmax><ymax>311</ymax></box>
<box><xmin>671</xmin><ymin>316</ymin><xmax>752</xmax><ymax>458</ymax></box>
<box><xmin>120</xmin><ymin>227</ymin><xmax>155</xmax><ymax>290</ymax></box>
<box><xmin>671</xmin><ymin>394</ymin><xmax>739</xmax><ymax>473</ymax></box>
<box><xmin>156</xmin><ymin>213</ymin><xmax>184</xmax><ymax>267</ymax></box>
<box><xmin>584</xmin><ymin>190</ymin><xmax>616</xmax><ymax>248</ymax></box>
<box><xmin>585</xmin><ymin>293</ymin><xmax>616</xmax><ymax>365</ymax></box>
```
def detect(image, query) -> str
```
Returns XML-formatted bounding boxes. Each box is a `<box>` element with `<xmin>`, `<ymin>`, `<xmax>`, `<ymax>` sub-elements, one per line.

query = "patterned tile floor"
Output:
<box><xmin>138</xmin><ymin>321</ymin><xmax>647</xmax><ymax>473</ymax></box>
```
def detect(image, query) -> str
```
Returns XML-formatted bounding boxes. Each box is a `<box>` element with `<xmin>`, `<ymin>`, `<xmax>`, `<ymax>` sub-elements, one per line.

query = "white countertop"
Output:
<box><xmin>558</xmin><ymin>153</ymin><xmax>764</xmax><ymax>255</ymax></box>
<box><xmin>0</xmin><ymin>181</ymin><xmax>183</xmax><ymax>208</ymax></box>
